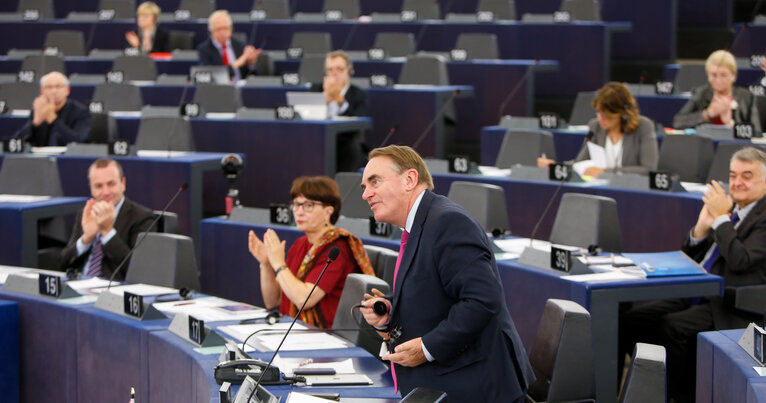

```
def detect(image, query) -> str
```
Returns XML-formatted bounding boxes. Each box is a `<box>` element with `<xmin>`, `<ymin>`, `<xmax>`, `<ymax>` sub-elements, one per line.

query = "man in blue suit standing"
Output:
<box><xmin>360</xmin><ymin>145</ymin><xmax>534</xmax><ymax>402</ymax></box>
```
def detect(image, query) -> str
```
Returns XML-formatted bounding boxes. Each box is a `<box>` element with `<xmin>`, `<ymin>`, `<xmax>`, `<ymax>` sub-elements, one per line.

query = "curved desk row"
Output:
<box><xmin>697</xmin><ymin>329</ymin><xmax>766</xmax><ymax>402</ymax></box>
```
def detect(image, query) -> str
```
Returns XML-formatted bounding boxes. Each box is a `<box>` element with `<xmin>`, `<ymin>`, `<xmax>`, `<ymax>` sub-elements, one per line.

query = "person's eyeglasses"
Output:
<box><xmin>290</xmin><ymin>200</ymin><xmax>323</xmax><ymax>212</ymax></box>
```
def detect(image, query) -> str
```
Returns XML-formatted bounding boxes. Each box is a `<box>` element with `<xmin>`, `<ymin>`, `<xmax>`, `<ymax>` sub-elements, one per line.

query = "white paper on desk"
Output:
<box><xmin>272</xmin><ymin>356</ymin><xmax>356</xmax><ymax>376</ymax></box>
<box><xmin>94</xmin><ymin>283</ymin><xmax>178</xmax><ymax>296</ymax></box>
<box><xmin>567</xmin><ymin>125</ymin><xmax>589</xmax><ymax>131</ymax></box>
<box><xmin>286</xmin><ymin>392</ymin><xmax>337</xmax><ymax>403</ymax></box>
<box><xmin>0</xmin><ymin>194</ymin><xmax>51</xmax><ymax>203</ymax></box>
<box><xmin>153</xmin><ymin>296</ymin><xmax>267</xmax><ymax>322</ymax></box>
<box><xmin>31</xmin><ymin>146</ymin><xmax>66</xmax><ymax>155</ymax></box>
<box><xmin>10</xmin><ymin>109</ymin><xmax>30</xmax><ymax>117</ymax></box>
<box><xmin>109</xmin><ymin>111</ymin><xmax>141</xmax><ymax>117</ymax></box>
<box><xmin>218</xmin><ymin>323</ymin><xmax>308</xmax><ymax>344</ymax></box>
<box><xmin>589</xmin><ymin>264</ymin><xmax>647</xmax><ymax>279</ymax></box>
<box><xmin>136</xmin><ymin>150</ymin><xmax>189</xmax><ymax>158</ymax></box>
<box><xmin>493</xmin><ymin>238</ymin><xmax>551</xmax><ymax>255</ymax></box>
<box><xmin>564</xmin><ymin>271</ymin><xmax>645</xmax><ymax>283</ymax></box>
<box><xmin>753</xmin><ymin>366</ymin><xmax>766</xmax><ymax>376</ymax></box>
<box><xmin>66</xmin><ymin>277</ymin><xmax>112</xmax><ymax>295</ymax></box>
<box><xmin>577</xmin><ymin>255</ymin><xmax>634</xmax><ymax>266</ymax></box>
<box><xmin>478</xmin><ymin>165</ymin><xmax>511</xmax><ymax>177</ymax></box>
<box><xmin>0</xmin><ymin>265</ymin><xmax>34</xmax><ymax>283</ymax></box>
<box><xmin>205</xmin><ymin>112</ymin><xmax>236</xmax><ymax>120</ymax></box>
<box><xmin>256</xmin><ymin>332</ymin><xmax>351</xmax><ymax>351</ymax></box>
<box><xmin>572</xmin><ymin>159</ymin><xmax>595</xmax><ymax>176</ymax></box>
<box><xmin>681</xmin><ymin>182</ymin><xmax>707</xmax><ymax>193</ymax></box>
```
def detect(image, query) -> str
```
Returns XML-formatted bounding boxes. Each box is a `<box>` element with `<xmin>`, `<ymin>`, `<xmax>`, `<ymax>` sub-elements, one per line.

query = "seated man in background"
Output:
<box><xmin>14</xmin><ymin>71</ymin><xmax>91</xmax><ymax>146</ymax></box>
<box><xmin>59</xmin><ymin>159</ymin><xmax>155</xmax><ymax>280</ymax></box>
<box><xmin>197</xmin><ymin>10</ymin><xmax>261</xmax><ymax>81</ymax></box>
<box><xmin>310</xmin><ymin>50</ymin><xmax>369</xmax><ymax>171</ymax></box>
<box><xmin>619</xmin><ymin>146</ymin><xmax>766</xmax><ymax>403</ymax></box>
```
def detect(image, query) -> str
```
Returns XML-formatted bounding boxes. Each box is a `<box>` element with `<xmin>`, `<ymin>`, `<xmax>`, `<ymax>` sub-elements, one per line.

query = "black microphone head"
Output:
<box><xmin>490</xmin><ymin>228</ymin><xmax>503</xmax><ymax>238</ymax></box>
<box><xmin>586</xmin><ymin>131</ymin><xmax>594</xmax><ymax>141</ymax></box>
<box><xmin>372</xmin><ymin>300</ymin><xmax>388</xmax><ymax>316</ymax></box>
<box><xmin>328</xmin><ymin>246</ymin><xmax>340</xmax><ymax>261</ymax></box>
<box><xmin>180</xmin><ymin>182</ymin><xmax>189</xmax><ymax>191</ymax></box>
<box><xmin>587</xmin><ymin>244</ymin><xmax>602</xmax><ymax>255</ymax></box>
<box><xmin>179</xmin><ymin>287</ymin><xmax>194</xmax><ymax>300</ymax></box>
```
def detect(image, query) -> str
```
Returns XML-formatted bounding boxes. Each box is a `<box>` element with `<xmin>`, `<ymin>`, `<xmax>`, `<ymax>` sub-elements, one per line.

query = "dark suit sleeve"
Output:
<box><xmin>100</xmin><ymin>203</ymin><xmax>155</xmax><ymax>280</ymax></box>
<box><xmin>745</xmin><ymin>91</ymin><xmax>762</xmax><ymax>132</ymax></box>
<box><xmin>341</xmin><ymin>86</ymin><xmax>368</xmax><ymax>117</ymax></box>
<box><xmin>152</xmin><ymin>27</ymin><xmax>171</xmax><ymax>53</ymax></box>
<box><xmin>712</xmin><ymin>217</ymin><xmax>766</xmax><ymax>274</ymax></box>
<box><xmin>682</xmin><ymin>231</ymin><xmax>714</xmax><ymax>263</ymax></box>
<box><xmin>611</xmin><ymin>116</ymin><xmax>658</xmax><ymax>175</ymax></box>
<box><xmin>673</xmin><ymin>86</ymin><xmax>709</xmax><ymax>129</ymax></box>
<box><xmin>196</xmin><ymin>41</ymin><xmax>218</xmax><ymax>66</ymax></box>
<box><xmin>420</xmin><ymin>209</ymin><xmax>506</xmax><ymax>363</ymax></box>
<box><xmin>50</xmin><ymin>102</ymin><xmax>91</xmax><ymax>145</ymax></box>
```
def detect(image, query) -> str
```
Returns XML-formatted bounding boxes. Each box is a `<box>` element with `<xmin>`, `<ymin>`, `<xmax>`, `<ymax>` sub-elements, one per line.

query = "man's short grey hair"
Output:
<box><xmin>40</xmin><ymin>71</ymin><xmax>69</xmax><ymax>87</ymax></box>
<box><xmin>732</xmin><ymin>147</ymin><xmax>766</xmax><ymax>176</ymax></box>
<box><xmin>208</xmin><ymin>9</ymin><xmax>232</xmax><ymax>31</ymax></box>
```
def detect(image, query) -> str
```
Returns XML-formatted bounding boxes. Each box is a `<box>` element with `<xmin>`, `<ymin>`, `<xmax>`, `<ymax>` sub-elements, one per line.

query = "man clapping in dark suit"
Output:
<box><xmin>59</xmin><ymin>159</ymin><xmax>154</xmax><ymax>280</ymax></box>
<box><xmin>359</xmin><ymin>145</ymin><xmax>534</xmax><ymax>402</ymax></box>
<box><xmin>196</xmin><ymin>10</ymin><xmax>261</xmax><ymax>81</ymax></box>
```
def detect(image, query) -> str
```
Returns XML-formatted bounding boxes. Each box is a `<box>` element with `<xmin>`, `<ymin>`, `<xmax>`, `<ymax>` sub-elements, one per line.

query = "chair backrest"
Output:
<box><xmin>569</xmin><ymin>91</ymin><xmax>596</xmax><ymax>125</ymax></box>
<box><xmin>455</xmin><ymin>33</ymin><xmax>499</xmax><ymax>60</ymax></box>
<box><xmin>323</xmin><ymin>0</ymin><xmax>359</xmax><ymax>19</ymax></box>
<box><xmin>99</xmin><ymin>0</ymin><xmax>135</xmax><ymax>19</ymax></box>
<box><xmin>477</xmin><ymin>0</ymin><xmax>516</xmax><ymax>20</ymax></box>
<box><xmin>192</xmin><ymin>84</ymin><xmax>243</xmax><ymax>113</ymax></box>
<box><xmin>92</xmin><ymin>82</ymin><xmax>143</xmax><ymax>111</ymax></box>
<box><xmin>298</xmin><ymin>54</ymin><xmax>326</xmax><ymax>84</ymax></box>
<box><xmin>125</xmin><ymin>232</ymin><xmax>200</xmax><ymax>290</ymax></box>
<box><xmin>177</xmin><ymin>0</ymin><xmax>214</xmax><ymax>19</ymax></box>
<box><xmin>0</xmin><ymin>82</ymin><xmax>40</xmax><ymax>110</ymax></box>
<box><xmin>549</xmin><ymin>193</ymin><xmax>623</xmax><ymax>252</ymax></box>
<box><xmin>140</xmin><ymin>105</ymin><xmax>180</xmax><ymax>117</ymax></box>
<box><xmin>332</xmin><ymin>273</ymin><xmax>390</xmax><ymax>356</ymax></box>
<box><xmin>252</xmin><ymin>0</ymin><xmax>291</xmax><ymax>19</ymax></box>
<box><xmin>498</xmin><ymin>115</ymin><xmax>540</xmax><ymax>129</ymax></box>
<box><xmin>560</xmin><ymin>0</ymin><xmax>601</xmax><ymax>21</ymax></box>
<box><xmin>235</xmin><ymin>107</ymin><xmax>277</xmax><ymax>120</ymax></box>
<box><xmin>334</xmin><ymin>172</ymin><xmax>371</xmax><ymax>219</ymax></box>
<box><xmin>706</xmin><ymin>143</ymin><xmax>754</xmax><ymax>183</ymax></box>
<box><xmin>674</xmin><ymin>62</ymin><xmax>707</xmax><ymax>93</ymax></box>
<box><xmin>618</xmin><ymin>343</ymin><xmax>666</xmax><ymax>403</ymax></box>
<box><xmin>88</xmin><ymin>112</ymin><xmax>118</xmax><ymax>143</ymax></box>
<box><xmin>363</xmin><ymin>245</ymin><xmax>398</xmax><ymax>287</ymax></box>
<box><xmin>255</xmin><ymin>52</ymin><xmax>275</xmax><ymax>76</ymax></box>
<box><xmin>447</xmin><ymin>181</ymin><xmax>509</xmax><ymax>233</ymax></box>
<box><xmin>44</xmin><ymin>30</ymin><xmax>86</xmax><ymax>56</ymax></box>
<box><xmin>495</xmin><ymin>129</ymin><xmax>556</xmax><ymax>168</ymax></box>
<box><xmin>0</xmin><ymin>156</ymin><xmax>63</xmax><ymax>196</ymax></box>
<box><xmin>527</xmin><ymin>298</ymin><xmax>594</xmax><ymax>403</ymax></box>
<box><xmin>112</xmin><ymin>55</ymin><xmax>157</xmax><ymax>81</ymax></box>
<box><xmin>290</xmin><ymin>32</ymin><xmax>332</xmax><ymax>56</ymax></box>
<box><xmin>153</xmin><ymin>210</ymin><xmax>180</xmax><ymax>234</ymax></box>
<box><xmin>168</xmin><ymin>30</ymin><xmax>195</xmax><ymax>51</ymax></box>
<box><xmin>372</xmin><ymin>32</ymin><xmax>416</xmax><ymax>58</ymax></box>
<box><xmin>18</xmin><ymin>0</ymin><xmax>54</xmax><ymax>19</ymax></box>
<box><xmin>135</xmin><ymin>116</ymin><xmax>195</xmax><ymax>151</ymax></box>
<box><xmin>755</xmin><ymin>95</ymin><xmax>766</xmax><ymax>133</ymax></box>
<box><xmin>21</xmin><ymin>54</ymin><xmax>66</xmax><ymax>77</ymax></box>
<box><xmin>657</xmin><ymin>135</ymin><xmax>714</xmax><ymax>183</ymax></box>
<box><xmin>399</xmin><ymin>54</ymin><xmax>450</xmax><ymax>86</ymax></box>
<box><xmin>401</xmin><ymin>0</ymin><xmax>441</xmax><ymax>19</ymax></box>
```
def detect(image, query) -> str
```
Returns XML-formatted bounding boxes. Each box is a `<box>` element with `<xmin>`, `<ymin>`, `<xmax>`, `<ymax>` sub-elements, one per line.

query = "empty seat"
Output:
<box><xmin>235</xmin><ymin>107</ymin><xmax>278</xmax><ymax>120</ymax></box>
<box><xmin>549</xmin><ymin>193</ymin><xmax>623</xmax><ymax>252</ymax></box>
<box><xmin>401</xmin><ymin>0</ymin><xmax>441</xmax><ymax>19</ymax></box>
<box><xmin>289</xmin><ymin>32</ymin><xmax>332</xmax><ymax>55</ymax></box>
<box><xmin>363</xmin><ymin>245</ymin><xmax>398</xmax><ymax>287</ymax></box>
<box><xmin>498</xmin><ymin>115</ymin><xmax>540</xmax><ymax>129</ymax></box>
<box><xmin>21</xmin><ymin>54</ymin><xmax>66</xmax><ymax>77</ymax></box>
<box><xmin>568</xmin><ymin>91</ymin><xmax>596</xmax><ymax>126</ymax></box>
<box><xmin>0</xmin><ymin>82</ymin><xmax>39</xmax><ymax>110</ymax></box>
<box><xmin>560</xmin><ymin>0</ymin><xmax>601</xmax><ymax>21</ymax></box>
<box><xmin>322</xmin><ymin>0</ymin><xmax>359</xmax><ymax>19</ymax></box>
<box><xmin>527</xmin><ymin>299</ymin><xmax>594</xmax><ymax>403</ymax></box>
<box><xmin>92</xmin><ymin>82</ymin><xmax>143</xmax><ymax>111</ymax></box>
<box><xmin>399</xmin><ymin>54</ymin><xmax>450</xmax><ymax>85</ymax></box>
<box><xmin>167</xmin><ymin>30</ymin><xmax>195</xmax><ymax>51</ymax></box>
<box><xmin>674</xmin><ymin>62</ymin><xmax>707</xmax><ymax>93</ymax></box>
<box><xmin>135</xmin><ymin>116</ymin><xmax>195</xmax><ymax>151</ymax></box>
<box><xmin>125</xmin><ymin>232</ymin><xmax>200</xmax><ymax>290</ymax></box>
<box><xmin>88</xmin><ymin>112</ymin><xmax>118</xmax><ymax>143</ymax></box>
<box><xmin>68</xmin><ymin>73</ymin><xmax>107</xmax><ymax>85</ymax></box>
<box><xmin>477</xmin><ymin>0</ymin><xmax>516</xmax><ymax>20</ymax></box>
<box><xmin>455</xmin><ymin>33</ymin><xmax>499</xmax><ymax>60</ymax></box>
<box><xmin>252</xmin><ymin>0</ymin><xmax>291</xmax><ymax>19</ymax></box>
<box><xmin>706</xmin><ymin>143</ymin><xmax>755</xmax><ymax>183</ymax></box>
<box><xmin>372</xmin><ymin>32</ymin><xmax>416</xmax><ymax>58</ymax></box>
<box><xmin>657</xmin><ymin>135</ymin><xmax>714</xmax><ymax>183</ymax></box>
<box><xmin>332</xmin><ymin>273</ymin><xmax>390</xmax><ymax>356</ymax></box>
<box><xmin>112</xmin><ymin>54</ymin><xmax>157</xmax><ymax>81</ymax></box>
<box><xmin>192</xmin><ymin>84</ymin><xmax>243</xmax><ymax>113</ymax></box>
<box><xmin>495</xmin><ymin>129</ymin><xmax>556</xmax><ymax>168</ymax></box>
<box><xmin>447</xmin><ymin>181</ymin><xmax>510</xmax><ymax>233</ymax></box>
<box><xmin>140</xmin><ymin>105</ymin><xmax>180</xmax><ymax>117</ymax></box>
<box><xmin>177</xmin><ymin>0</ymin><xmax>214</xmax><ymax>19</ymax></box>
<box><xmin>334</xmin><ymin>172</ymin><xmax>371</xmax><ymax>219</ymax></box>
<box><xmin>99</xmin><ymin>0</ymin><xmax>135</xmax><ymax>18</ymax></box>
<box><xmin>0</xmin><ymin>156</ymin><xmax>63</xmax><ymax>196</ymax></box>
<box><xmin>44</xmin><ymin>30</ymin><xmax>86</xmax><ymax>56</ymax></box>
<box><xmin>618</xmin><ymin>343</ymin><xmax>667</xmax><ymax>403</ymax></box>
<box><xmin>297</xmin><ymin>54</ymin><xmax>326</xmax><ymax>83</ymax></box>
<box><xmin>18</xmin><ymin>0</ymin><xmax>54</xmax><ymax>19</ymax></box>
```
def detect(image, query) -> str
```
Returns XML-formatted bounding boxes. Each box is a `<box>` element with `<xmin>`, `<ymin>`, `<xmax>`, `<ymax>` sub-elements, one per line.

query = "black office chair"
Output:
<box><xmin>454</xmin><ymin>33</ymin><xmax>499</xmax><ymax>60</ymax></box>
<box><xmin>401</xmin><ymin>0</ymin><xmax>441</xmax><ymax>19</ymax></box>
<box><xmin>322</xmin><ymin>0</ymin><xmax>360</xmax><ymax>19</ymax></box>
<box><xmin>176</xmin><ymin>0</ymin><xmax>214</xmax><ymax>19</ymax></box>
<box><xmin>332</xmin><ymin>273</ymin><xmax>390</xmax><ymax>356</ymax></box>
<box><xmin>527</xmin><ymin>298</ymin><xmax>595</xmax><ymax>403</ymax></box>
<box><xmin>44</xmin><ymin>30</ymin><xmax>86</xmax><ymax>56</ymax></box>
<box><xmin>135</xmin><ymin>116</ymin><xmax>195</xmax><ymax>151</ymax></box>
<box><xmin>125</xmin><ymin>232</ymin><xmax>200</xmax><ymax>290</ymax></box>
<box><xmin>657</xmin><ymin>135</ymin><xmax>714</xmax><ymax>183</ymax></box>
<box><xmin>495</xmin><ymin>129</ymin><xmax>556</xmax><ymax>168</ymax></box>
<box><xmin>99</xmin><ymin>0</ymin><xmax>135</xmax><ymax>19</ymax></box>
<box><xmin>92</xmin><ymin>82</ymin><xmax>143</xmax><ymax>111</ymax></box>
<box><xmin>447</xmin><ymin>181</ymin><xmax>509</xmax><ymax>233</ymax></box>
<box><xmin>560</xmin><ymin>0</ymin><xmax>601</xmax><ymax>21</ymax></box>
<box><xmin>706</xmin><ymin>143</ymin><xmax>756</xmax><ymax>183</ymax></box>
<box><xmin>167</xmin><ymin>30</ymin><xmax>195</xmax><ymax>51</ymax></box>
<box><xmin>618</xmin><ymin>343</ymin><xmax>666</xmax><ymax>403</ymax></box>
<box><xmin>192</xmin><ymin>84</ymin><xmax>243</xmax><ymax>113</ymax></box>
<box><xmin>17</xmin><ymin>0</ymin><xmax>55</xmax><ymax>19</ymax></box>
<box><xmin>88</xmin><ymin>112</ymin><xmax>119</xmax><ymax>143</ymax></box>
<box><xmin>334</xmin><ymin>172</ymin><xmax>370</xmax><ymax>219</ymax></box>
<box><xmin>297</xmin><ymin>54</ymin><xmax>326</xmax><ymax>85</ymax></box>
<box><xmin>0</xmin><ymin>82</ymin><xmax>40</xmax><ymax>110</ymax></box>
<box><xmin>549</xmin><ymin>193</ymin><xmax>623</xmax><ymax>252</ymax></box>
<box><xmin>112</xmin><ymin>55</ymin><xmax>158</xmax><ymax>81</ymax></box>
<box><xmin>289</xmin><ymin>32</ymin><xmax>332</xmax><ymax>56</ymax></box>
<box><xmin>477</xmin><ymin>0</ymin><xmax>516</xmax><ymax>20</ymax></box>
<box><xmin>363</xmin><ymin>245</ymin><xmax>398</xmax><ymax>287</ymax></box>
<box><xmin>569</xmin><ymin>92</ymin><xmax>596</xmax><ymax>126</ymax></box>
<box><xmin>21</xmin><ymin>54</ymin><xmax>66</xmax><ymax>77</ymax></box>
<box><xmin>372</xmin><ymin>32</ymin><xmax>417</xmax><ymax>58</ymax></box>
<box><xmin>674</xmin><ymin>62</ymin><xmax>707</xmax><ymax>93</ymax></box>
<box><xmin>399</xmin><ymin>54</ymin><xmax>450</xmax><ymax>86</ymax></box>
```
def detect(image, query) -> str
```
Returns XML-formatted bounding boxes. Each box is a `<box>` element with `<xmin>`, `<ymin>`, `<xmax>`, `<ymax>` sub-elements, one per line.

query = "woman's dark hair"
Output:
<box><xmin>592</xmin><ymin>82</ymin><xmax>640</xmax><ymax>133</ymax></box>
<box><xmin>289</xmin><ymin>176</ymin><xmax>342</xmax><ymax>224</ymax></box>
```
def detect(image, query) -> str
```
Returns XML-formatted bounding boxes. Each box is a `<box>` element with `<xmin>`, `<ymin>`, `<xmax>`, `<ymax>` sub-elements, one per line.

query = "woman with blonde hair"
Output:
<box><xmin>125</xmin><ymin>1</ymin><xmax>169</xmax><ymax>53</ymax></box>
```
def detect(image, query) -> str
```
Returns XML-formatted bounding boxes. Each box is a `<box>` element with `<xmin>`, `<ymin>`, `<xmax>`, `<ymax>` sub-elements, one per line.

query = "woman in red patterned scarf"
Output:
<box><xmin>248</xmin><ymin>176</ymin><xmax>374</xmax><ymax>328</ymax></box>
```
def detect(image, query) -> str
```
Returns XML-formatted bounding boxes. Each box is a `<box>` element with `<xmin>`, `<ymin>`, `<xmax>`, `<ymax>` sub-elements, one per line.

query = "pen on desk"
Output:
<box><xmin>641</xmin><ymin>262</ymin><xmax>655</xmax><ymax>272</ymax></box>
<box><xmin>174</xmin><ymin>301</ymin><xmax>195</xmax><ymax>306</ymax></box>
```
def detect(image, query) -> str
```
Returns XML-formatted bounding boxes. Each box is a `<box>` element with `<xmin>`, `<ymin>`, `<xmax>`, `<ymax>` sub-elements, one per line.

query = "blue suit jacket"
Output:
<box><xmin>388</xmin><ymin>190</ymin><xmax>534</xmax><ymax>402</ymax></box>
<box><xmin>196</xmin><ymin>37</ymin><xmax>257</xmax><ymax>78</ymax></box>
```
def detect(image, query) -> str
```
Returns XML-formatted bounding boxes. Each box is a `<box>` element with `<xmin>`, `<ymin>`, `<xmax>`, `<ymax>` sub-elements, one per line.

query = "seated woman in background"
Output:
<box><xmin>673</xmin><ymin>49</ymin><xmax>761</xmax><ymax>131</ymax></box>
<box><xmin>248</xmin><ymin>176</ymin><xmax>374</xmax><ymax>329</ymax></box>
<box><xmin>124</xmin><ymin>2</ymin><xmax>169</xmax><ymax>53</ymax></box>
<box><xmin>537</xmin><ymin>81</ymin><xmax>658</xmax><ymax>178</ymax></box>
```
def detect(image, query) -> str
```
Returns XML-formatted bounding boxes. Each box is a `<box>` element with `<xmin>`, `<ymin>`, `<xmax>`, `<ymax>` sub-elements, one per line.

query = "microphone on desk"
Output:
<box><xmin>106</xmin><ymin>182</ymin><xmax>188</xmax><ymax>289</ymax></box>
<box><xmin>243</xmin><ymin>246</ymin><xmax>341</xmax><ymax>403</ymax></box>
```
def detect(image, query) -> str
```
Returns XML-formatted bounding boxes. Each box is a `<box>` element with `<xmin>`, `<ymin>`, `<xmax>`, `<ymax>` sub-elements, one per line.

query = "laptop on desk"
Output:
<box><xmin>286</xmin><ymin>92</ymin><xmax>327</xmax><ymax>120</ymax></box>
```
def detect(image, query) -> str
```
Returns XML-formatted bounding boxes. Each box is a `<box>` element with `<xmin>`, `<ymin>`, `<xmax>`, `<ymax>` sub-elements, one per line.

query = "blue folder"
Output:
<box><xmin>622</xmin><ymin>251</ymin><xmax>707</xmax><ymax>277</ymax></box>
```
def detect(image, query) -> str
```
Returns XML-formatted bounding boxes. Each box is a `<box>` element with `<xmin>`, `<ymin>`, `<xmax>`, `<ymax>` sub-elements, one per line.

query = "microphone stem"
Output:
<box><xmin>411</xmin><ymin>90</ymin><xmax>459</xmax><ymax>150</ymax></box>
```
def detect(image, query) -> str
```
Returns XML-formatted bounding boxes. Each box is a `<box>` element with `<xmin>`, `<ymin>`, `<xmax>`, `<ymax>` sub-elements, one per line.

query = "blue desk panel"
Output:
<box><xmin>697</xmin><ymin>329</ymin><xmax>766</xmax><ymax>403</ymax></box>
<box><xmin>0</xmin><ymin>299</ymin><xmax>19</xmax><ymax>403</ymax></box>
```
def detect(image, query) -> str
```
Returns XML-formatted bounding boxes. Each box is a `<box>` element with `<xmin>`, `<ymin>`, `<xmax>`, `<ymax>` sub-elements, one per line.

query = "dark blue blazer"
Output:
<box><xmin>309</xmin><ymin>83</ymin><xmax>368</xmax><ymax>116</ymax></box>
<box><xmin>196</xmin><ymin>37</ymin><xmax>257</xmax><ymax>78</ymax></box>
<box><xmin>14</xmin><ymin>99</ymin><xmax>91</xmax><ymax>146</ymax></box>
<box><xmin>388</xmin><ymin>190</ymin><xmax>534</xmax><ymax>402</ymax></box>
